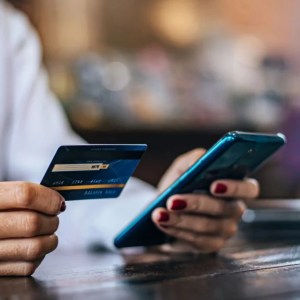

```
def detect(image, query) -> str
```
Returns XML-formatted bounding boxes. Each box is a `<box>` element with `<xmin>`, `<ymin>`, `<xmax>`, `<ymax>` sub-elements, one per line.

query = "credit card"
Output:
<box><xmin>40</xmin><ymin>144</ymin><xmax>147</xmax><ymax>200</ymax></box>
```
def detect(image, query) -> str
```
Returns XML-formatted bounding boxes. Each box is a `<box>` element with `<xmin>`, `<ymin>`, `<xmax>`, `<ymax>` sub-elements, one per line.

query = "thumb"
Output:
<box><xmin>157</xmin><ymin>148</ymin><xmax>206</xmax><ymax>192</ymax></box>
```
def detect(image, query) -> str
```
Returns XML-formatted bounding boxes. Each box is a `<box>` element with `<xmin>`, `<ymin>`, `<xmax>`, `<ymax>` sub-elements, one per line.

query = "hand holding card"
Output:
<box><xmin>41</xmin><ymin>144</ymin><xmax>147</xmax><ymax>200</ymax></box>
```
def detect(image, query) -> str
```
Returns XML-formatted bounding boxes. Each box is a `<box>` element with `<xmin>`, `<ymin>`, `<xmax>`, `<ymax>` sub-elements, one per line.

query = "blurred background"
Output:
<box><xmin>7</xmin><ymin>0</ymin><xmax>300</xmax><ymax>197</ymax></box>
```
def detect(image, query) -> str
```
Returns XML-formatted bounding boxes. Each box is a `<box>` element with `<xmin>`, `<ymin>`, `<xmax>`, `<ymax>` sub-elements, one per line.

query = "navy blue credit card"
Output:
<box><xmin>40</xmin><ymin>144</ymin><xmax>147</xmax><ymax>200</ymax></box>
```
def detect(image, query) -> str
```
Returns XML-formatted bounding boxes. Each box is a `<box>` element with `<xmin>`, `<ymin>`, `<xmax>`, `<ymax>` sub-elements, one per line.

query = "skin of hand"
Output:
<box><xmin>0</xmin><ymin>182</ymin><xmax>65</xmax><ymax>276</ymax></box>
<box><xmin>152</xmin><ymin>149</ymin><xmax>260</xmax><ymax>253</ymax></box>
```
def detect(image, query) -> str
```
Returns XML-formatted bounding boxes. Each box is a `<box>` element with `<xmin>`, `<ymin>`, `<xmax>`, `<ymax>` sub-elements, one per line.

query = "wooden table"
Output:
<box><xmin>2</xmin><ymin>204</ymin><xmax>300</xmax><ymax>299</ymax></box>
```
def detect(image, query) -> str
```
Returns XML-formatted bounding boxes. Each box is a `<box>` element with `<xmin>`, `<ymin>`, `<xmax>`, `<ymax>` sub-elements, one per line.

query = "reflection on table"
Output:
<box><xmin>2</xmin><ymin>200</ymin><xmax>300</xmax><ymax>299</ymax></box>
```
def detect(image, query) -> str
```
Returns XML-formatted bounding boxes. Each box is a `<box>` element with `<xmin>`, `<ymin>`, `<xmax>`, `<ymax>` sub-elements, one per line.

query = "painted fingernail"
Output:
<box><xmin>171</xmin><ymin>199</ymin><xmax>187</xmax><ymax>210</ymax></box>
<box><xmin>60</xmin><ymin>201</ymin><xmax>66</xmax><ymax>212</ymax></box>
<box><xmin>214</xmin><ymin>183</ymin><xmax>228</xmax><ymax>194</ymax></box>
<box><xmin>158</xmin><ymin>211</ymin><xmax>169</xmax><ymax>222</ymax></box>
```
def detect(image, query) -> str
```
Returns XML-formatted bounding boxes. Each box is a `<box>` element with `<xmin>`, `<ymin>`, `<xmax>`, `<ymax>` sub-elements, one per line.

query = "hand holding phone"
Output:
<box><xmin>114</xmin><ymin>131</ymin><xmax>286</xmax><ymax>248</ymax></box>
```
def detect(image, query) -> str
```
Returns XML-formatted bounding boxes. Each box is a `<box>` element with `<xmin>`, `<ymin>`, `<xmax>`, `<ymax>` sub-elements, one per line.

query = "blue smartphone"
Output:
<box><xmin>114</xmin><ymin>131</ymin><xmax>286</xmax><ymax>248</ymax></box>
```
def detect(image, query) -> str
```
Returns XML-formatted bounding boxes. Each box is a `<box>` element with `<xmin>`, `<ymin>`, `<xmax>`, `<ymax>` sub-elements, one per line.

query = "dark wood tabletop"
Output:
<box><xmin>2</xmin><ymin>202</ymin><xmax>300</xmax><ymax>299</ymax></box>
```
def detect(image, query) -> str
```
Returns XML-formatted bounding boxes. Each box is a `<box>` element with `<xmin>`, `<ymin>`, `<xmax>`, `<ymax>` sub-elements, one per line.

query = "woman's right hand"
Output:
<box><xmin>0</xmin><ymin>182</ymin><xmax>65</xmax><ymax>276</ymax></box>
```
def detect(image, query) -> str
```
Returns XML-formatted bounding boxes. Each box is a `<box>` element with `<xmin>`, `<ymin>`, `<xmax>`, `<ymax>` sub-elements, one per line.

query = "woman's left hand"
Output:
<box><xmin>152</xmin><ymin>149</ymin><xmax>259</xmax><ymax>253</ymax></box>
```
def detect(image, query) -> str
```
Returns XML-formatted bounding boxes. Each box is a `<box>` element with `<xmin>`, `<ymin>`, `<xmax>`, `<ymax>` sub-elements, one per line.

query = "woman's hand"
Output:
<box><xmin>0</xmin><ymin>182</ymin><xmax>65</xmax><ymax>276</ymax></box>
<box><xmin>152</xmin><ymin>149</ymin><xmax>259</xmax><ymax>253</ymax></box>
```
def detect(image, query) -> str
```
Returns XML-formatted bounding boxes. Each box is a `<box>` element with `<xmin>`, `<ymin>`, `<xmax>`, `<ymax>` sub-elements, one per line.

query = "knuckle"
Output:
<box><xmin>192</xmin><ymin>148</ymin><xmax>206</xmax><ymax>158</ymax></box>
<box><xmin>51</xmin><ymin>234</ymin><xmax>59</xmax><ymax>251</ymax></box>
<box><xmin>215</xmin><ymin>200</ymin><xmax>226</xmax><ymax>215</ymax></box>
<box><xmin>15</xmin><ymin>182</ymin><xmax>35</xmax><ymax>207</ymax></box>
<box><xmin>21</xmin><ymin>262</ymin><xmax>37</xmax><ymax>276</ymax></box>
<box><xmin>233</xmin><ymin>182</ymin><xmax>242</xmax><ymax>197</ymax></box>
<box><xmin>24</xmin><ymin>213</ymin><xmax>42</xmax><ymax>237</ymax></box>
<box><xmin>194</xmin><ymin>236</ymin><xmax>205</xmax><ymax>248</ymax></box>
<box><xmin>169</xmin><ymin>213</ymin><xmax>180</xmax><ymax>226</ymax></box>
<box><xmin>250</xmin><ymin>178</ymin><xmax>260</xmax><ymax>198</ymax></box>
<box><xmin>199</xmin><ymin>218</ymin><xmax>213</xmax><ymax>232</ymax></box>
<box><xmin>196</xmin><ymin>198</ymin><xmax>206</xmax><ymax>212</ymax></box>
<box><xmin>234</xmin><ymin>201</ymin><xmax>246</xmax><ymax>219</ymax></box>
<box><xmin>174</xmin><ymin>155</ymin><xmax>184</xmax><ymax>165</ymax></box>
<box><xmin>172</xmin><ymin>229</ymin><xmax>188</xmax><ymax>242</ymax></box>
<box><xmin>188</xmin><ymin>232</ymin><xmax>199</xmax><ymax>245</ymax></box>
<box><xmin>195</xmin><ymin>237</ymin><xmax>203</xmax><ymax>249</ymax></box>
<box><xmin>238</xmin><ymin>202</ymin><xmax>246</xmax><ymax>216</ymax></box>
<box><xmin>49</xmin><ymin>193</ymin><xmax>63</xmax><ymax>213</ymax></box>
<box><xmin>255</xmin><ymin>185</ymin><xmax>260</xmax><ymax>198</ymax></box>
<box><xmin>52</xmin><ymin>217</ymin><xmax>60</xmax><ymax>232</ymax></box>
<box><xmin>225</xmin><ymin>221</ymin><xmax>238</xmax><ymax>237</ymax></box>
<box><xmin>210</xmin><ymin>239</ymin><xmax>225</xmax><ymax>252</ymax></box>
<box><xmin>174</xmin><ymin>148</ymin><xmax>205</xmax><ymax>164</ymax></box>
<box><xmin>25</xmin><ymin>239</ymin><xmax>44</xmax><ymax>261</ymax></box>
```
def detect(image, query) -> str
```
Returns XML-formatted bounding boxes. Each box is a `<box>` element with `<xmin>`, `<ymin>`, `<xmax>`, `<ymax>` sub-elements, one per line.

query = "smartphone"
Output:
<box><xmin>114</xmin><ymin>131</ymin><xmax>286</xmax><ymax>248</ymax></box>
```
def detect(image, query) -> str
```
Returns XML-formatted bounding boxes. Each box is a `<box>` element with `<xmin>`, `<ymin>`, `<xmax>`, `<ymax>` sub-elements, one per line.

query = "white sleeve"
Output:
<box><xmin>56</xmin><ymin>177</ymin><xmax>157</xmax><ymax>252</ymax></box>
<box><xmin>6</xmin><ymin>5</ymin><xmax>83</xmax><ymax>182</ymax></box>
<box><xmin>5</xmin><ymin>5</ymin><xmax>158</xmax><ymax>251</ymax></box>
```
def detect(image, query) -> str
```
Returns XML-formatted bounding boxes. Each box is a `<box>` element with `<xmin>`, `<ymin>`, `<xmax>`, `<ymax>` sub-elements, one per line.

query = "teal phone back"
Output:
<box><xmin>114</xmin><ymin>131</ymin><xmax>286</xmax><ymax>248</ymax></box>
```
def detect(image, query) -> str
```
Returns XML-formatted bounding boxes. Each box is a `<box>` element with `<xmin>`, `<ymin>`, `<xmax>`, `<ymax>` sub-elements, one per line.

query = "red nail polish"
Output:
<box><xmin>171</xmin><ymin>199</ymin><xmax>187</xmax><ymax>210</ymax></box>
<box><xmin>214</xmin><ymin>183</ymin><xmax>228</xmax><ymax>194</ymax></box>
<box><xmin>60</xmin><ymin>201</ymin><xmax>66</xmax><ymax>212</ymax></box>
<box><xmin>158</xmin><ymin>211</ymin><xmax>169</xmax><ymax>222</ymax></box>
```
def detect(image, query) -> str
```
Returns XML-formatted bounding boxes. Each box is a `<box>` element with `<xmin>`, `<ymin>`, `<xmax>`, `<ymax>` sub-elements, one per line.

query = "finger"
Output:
<box><xmin>227</xmin><ymin>200</ymin><xmax>247</xmax><ymax>220</ymax></box>
<box><xmin>152</xmin><ymin>208</ymin><xmax>238</xmax><ymax>237</ymax></box>
<box><xmin>166</xmin><ymin>194</ymin><xmax>245</xmax><ymax>218</ymax></box>
<box><xmin>0</xmin><ymin>211</ymin><xmax>59</xmax><ymax>239</ymax></box>
<box><xmin>0</xmin><ymin>182</ymin><xmax>65</xmax><ymax>215</ymax></box>
<box><xmin>158</xmin><ymin>148</ymin><xmax>206</xmax><ymax>192</ymax></box>
<box><xmin>157</xmin><ymin>225</ymin><xmax>226</xmax><ymax>253</ymax></box>
<box><xmin>210</xmin><ymin>178</ymin><xmax>260</xmax><ymax>199</ymax></box>
<box><xmin>0</xmin><ymin>259</ymin><xmax>43</xmax><ymax>276</ymax></box>
<box><xmin>0</xmin><ymin>235</ymin><xmax>58</xmax><ymax>261</ymax></box>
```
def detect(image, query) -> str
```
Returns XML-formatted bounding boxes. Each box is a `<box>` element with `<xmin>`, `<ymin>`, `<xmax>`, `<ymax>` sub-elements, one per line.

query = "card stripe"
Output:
<box><xmin>52</xmin><ymin>164</ymin><xmax>109</xmax><ymax>172</ymax></box>
<box><xmin>51</xmin><ymin>184</ymin><xmax>125</xmax><ymax>191</ymax></box>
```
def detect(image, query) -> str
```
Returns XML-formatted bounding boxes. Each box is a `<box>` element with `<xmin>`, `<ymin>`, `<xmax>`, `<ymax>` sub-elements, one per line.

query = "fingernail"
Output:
<box><xmin>158</xmin><ymin>211</ymin><xmax>169</xmax><ymax>222</ymax></box>
<box><xmin>171</xmin><ymin>199</ymin><xmax>187</xmax><ymax>210</ymax></box>
<box><xmin>60</xmin><ymin>201</ymin><xmax>66</xmax><ymax>212</ymax></box>
<box><xmin>214</xmin><ymin>183</ymin><xmax>228</xmax><ymax>194</ymax></box>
